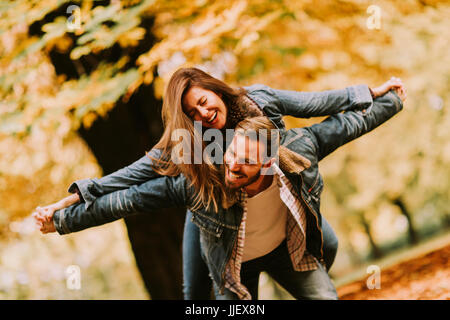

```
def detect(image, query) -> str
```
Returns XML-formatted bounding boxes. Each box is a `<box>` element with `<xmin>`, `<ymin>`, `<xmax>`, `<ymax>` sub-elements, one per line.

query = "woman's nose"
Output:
<box><xmin>197</xmin><ymin>106</ymin><xmax>209</xmax><ymax>119</ymax></box>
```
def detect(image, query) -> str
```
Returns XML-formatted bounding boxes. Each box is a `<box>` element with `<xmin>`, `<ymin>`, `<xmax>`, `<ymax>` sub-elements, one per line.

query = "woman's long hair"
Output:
<box><xmin>147</xmin><ymin>67</ymin><xmax>247</xmax><ymax>212</ymax></box>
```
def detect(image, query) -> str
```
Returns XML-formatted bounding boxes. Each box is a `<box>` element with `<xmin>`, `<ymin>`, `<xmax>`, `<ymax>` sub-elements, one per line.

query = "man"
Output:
<box><xmin>36</xmin><ymin>88</ymin><xmax>405</xmax><ymax>299</ymax></box>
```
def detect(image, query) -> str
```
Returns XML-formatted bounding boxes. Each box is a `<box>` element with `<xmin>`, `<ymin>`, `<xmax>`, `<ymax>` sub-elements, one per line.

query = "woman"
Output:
<box><xmin>34</xmin><ymin>67</ymin><xmax>404</xmax><ymax>298</ymax></box>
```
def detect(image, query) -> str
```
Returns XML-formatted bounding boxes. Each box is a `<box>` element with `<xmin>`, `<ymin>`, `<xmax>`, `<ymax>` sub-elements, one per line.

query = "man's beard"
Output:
<box><xmin>220</xmin><ymin>166</ymin><xmax>261</xmax><ymax>209</ymax></box>
<box><xmin>224</xmin><ymin>167</ymin><xmax>261</xmax><ymax>190</ymax></box>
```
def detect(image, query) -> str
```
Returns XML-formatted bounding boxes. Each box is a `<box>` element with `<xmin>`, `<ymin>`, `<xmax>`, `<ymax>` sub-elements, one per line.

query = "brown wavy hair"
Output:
<box><xmin>147</xmin><ymin>67</ymin><xmax>248</xmax><ymax>212</ymax></box>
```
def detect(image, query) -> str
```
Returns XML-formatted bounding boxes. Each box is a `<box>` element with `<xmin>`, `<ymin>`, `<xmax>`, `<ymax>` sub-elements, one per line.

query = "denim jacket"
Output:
<box><xmin>54</xmin><ymin>91</ymin><xmax>403</xmax><ymax>293</ymax></box>
<box><xmin>68</xmin><ymin>84</ymin><xmax>373</xmax><ymax>209</ymax></box>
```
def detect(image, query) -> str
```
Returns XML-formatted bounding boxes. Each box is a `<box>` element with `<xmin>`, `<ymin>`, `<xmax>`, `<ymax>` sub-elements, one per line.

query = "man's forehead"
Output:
<box><xmin>230</xmin><ymin>133</ymin><xmax>263</xmax><ymax>159</ymax></box>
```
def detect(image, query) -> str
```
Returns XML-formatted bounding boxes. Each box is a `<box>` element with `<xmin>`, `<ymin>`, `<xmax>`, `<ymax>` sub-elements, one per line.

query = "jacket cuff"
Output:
<box><xmin>347</xmin><ymin>84</ymin><xmax>373</xmax><ymax>110</ymax></box>
<box><xmin>68</xmin><ymin>179</ymin><xmax>97</xmax><ymax>210</ymax></box>
<box><xmin>53</xmin><ymin>208</ymin><xmax>71</xmax><ymax>235</ymax></box>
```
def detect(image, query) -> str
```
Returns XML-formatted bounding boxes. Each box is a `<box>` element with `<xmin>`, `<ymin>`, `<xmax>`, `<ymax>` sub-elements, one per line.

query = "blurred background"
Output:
<box><xmin>0</xmin><ymin>0</ymin><xmax>448</xmax><ymax>299</ymax></box>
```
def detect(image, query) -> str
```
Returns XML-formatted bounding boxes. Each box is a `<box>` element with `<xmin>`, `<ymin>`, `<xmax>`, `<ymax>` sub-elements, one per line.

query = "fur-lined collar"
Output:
<box><xmin>226</xmin><ymin>94</ymin><xmax>264</xmax><ymax>128</ymax></box>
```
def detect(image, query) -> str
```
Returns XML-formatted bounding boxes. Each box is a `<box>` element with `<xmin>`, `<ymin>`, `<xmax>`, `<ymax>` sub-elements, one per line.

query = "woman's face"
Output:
<box><xmin>182</xmin><ymin>86</ymin><xmax>227</xmax><ymax>129</ymax></box>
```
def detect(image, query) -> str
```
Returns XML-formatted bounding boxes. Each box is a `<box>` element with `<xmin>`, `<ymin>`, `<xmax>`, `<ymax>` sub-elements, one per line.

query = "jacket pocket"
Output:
<box><xmin>191</xmin><ymin>212</ymin><xmax>224</xmax><ymax>239</ymax></box>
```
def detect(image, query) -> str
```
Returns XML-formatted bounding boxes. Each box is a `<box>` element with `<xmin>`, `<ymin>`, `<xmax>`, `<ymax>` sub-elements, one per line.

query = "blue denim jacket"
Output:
<box><xmin>54</xmin><ymin>91</ymin><xmax>403</xmax><ymax>294</ymax></box>
<box><xmin>67</xmin><ymin>84</ymin><xmax>373</xmax><ymax>209</ymax></box>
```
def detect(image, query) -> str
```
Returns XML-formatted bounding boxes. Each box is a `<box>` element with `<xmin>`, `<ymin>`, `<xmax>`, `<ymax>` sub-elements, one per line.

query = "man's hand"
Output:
<box><xmin>371</xmin><ymin>77</ymin><xmax>407</xmax><ymax>101</ymax></box>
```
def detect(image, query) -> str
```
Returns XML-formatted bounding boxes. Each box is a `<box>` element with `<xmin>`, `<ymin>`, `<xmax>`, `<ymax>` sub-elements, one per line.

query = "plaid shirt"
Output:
<box><xmin>224</xmin><ymin>164</ymin><xmax>320</xmax><ymax>300</ymax></box>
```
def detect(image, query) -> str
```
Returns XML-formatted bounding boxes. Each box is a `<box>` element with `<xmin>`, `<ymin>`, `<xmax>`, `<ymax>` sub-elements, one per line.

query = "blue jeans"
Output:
<box><xmin>213</xmin><ymin>239</ymin><xmax>338</xmax><ymax>300</ymax></box>
<box><xmin>182</xmin><ymin>210</ymin><xmax>213</xmax><ymax>299</ymax></box>
<box><xmin>182</xmin><ymin>210</ymin><xmax>338</xmax><ymax>300</ymax></box>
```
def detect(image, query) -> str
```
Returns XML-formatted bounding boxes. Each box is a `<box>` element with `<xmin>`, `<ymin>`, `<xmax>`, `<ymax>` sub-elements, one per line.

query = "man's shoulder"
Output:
<box><xmin>282</xmin><ymin>127</ymin><xmax>315</xmax><ymax>149</ymax></box>
<box><xmin>281</xmin><ymin>128</ymin><xmax>318</xmax><ymax>162</ymax></box>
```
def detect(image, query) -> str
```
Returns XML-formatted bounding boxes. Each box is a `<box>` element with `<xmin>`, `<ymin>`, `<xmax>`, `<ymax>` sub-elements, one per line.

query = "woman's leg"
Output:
<box><xmin>182</xmin><ymin>210</ymin><xmax>213</xmax><ymax>299</ymax></box>
<box><xmin>320</xmin><ymin>215</ymin><xmax>339</xmax><ymax>272</ymax></box>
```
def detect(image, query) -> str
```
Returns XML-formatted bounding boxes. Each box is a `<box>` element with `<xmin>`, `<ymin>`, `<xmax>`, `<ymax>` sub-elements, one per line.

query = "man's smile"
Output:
<box><xmin>226</xmin><ymin>167</ymin><xmax>246</xmax><ymax>181</ymax></box>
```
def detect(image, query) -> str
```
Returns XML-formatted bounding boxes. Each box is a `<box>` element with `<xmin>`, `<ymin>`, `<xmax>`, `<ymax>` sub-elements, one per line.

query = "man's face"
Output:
<box><xmin>223</xmin><ymin>133</ymin><xmax>266</xmax><ymax>190</ymax></box>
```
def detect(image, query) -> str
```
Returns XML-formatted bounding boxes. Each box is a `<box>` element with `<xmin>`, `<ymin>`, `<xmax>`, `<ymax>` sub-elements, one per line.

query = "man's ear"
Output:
<box><xmin>260</xmin><ymin>158</ymin><xmax>276</xmax><ymax>175</ymax></box>
<box><xmin>263</xmin><ymin>157</ymin><xmax>276</xmax><ymax>168</ymax></box>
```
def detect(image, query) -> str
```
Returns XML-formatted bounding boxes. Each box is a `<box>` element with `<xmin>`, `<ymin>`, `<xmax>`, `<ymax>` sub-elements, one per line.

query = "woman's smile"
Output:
<box><xmin>182</xmin><ymin>86</ymin><xmax>228</xmax><ymax>129</ymax></box>
<box><xmin>207</xmin><ymin>111</ymin><xmax>217</xmax><ymax>124</ymax></box>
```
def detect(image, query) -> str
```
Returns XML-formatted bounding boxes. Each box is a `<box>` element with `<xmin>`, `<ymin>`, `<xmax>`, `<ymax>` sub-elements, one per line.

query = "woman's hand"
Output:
<box><xmin>33</xmin><ymin>206</ymin><xmax>57</xmax><ymax>234</ymax></box>
<box><xmin>371</xmin><ymin>77</ymin><xmax>406</xmax><ymax>101</ymax></box>
<box><xmin>392</xmin><ymin>83</ymin><xmax>407</xmax><ymax>102</ymax></box>
<box><xmin>32</xmin><ymin>193</ymin><xmax>80</xmax><ymax>234</ymax></box>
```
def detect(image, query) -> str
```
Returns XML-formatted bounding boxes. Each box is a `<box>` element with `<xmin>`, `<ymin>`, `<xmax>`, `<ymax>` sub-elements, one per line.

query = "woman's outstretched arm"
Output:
<box><xmin>33</xmin><ymin>149</ymin><xmax>164</xmax><ymax>224</ymax></box>
<box><xmin>306</xmin><ymin>86</ymin><xmax>405</xmax><ymax>161</ymax></box>
<box><xmin>247</xmin><ymin>77</ymin><xmax>404</xmax><ymax>119</ymax></box>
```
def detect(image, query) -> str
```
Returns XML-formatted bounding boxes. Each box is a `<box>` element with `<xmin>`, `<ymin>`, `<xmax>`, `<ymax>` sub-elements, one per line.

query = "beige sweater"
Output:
<box><xmin>242</xmin><ymin>177</ymin><xmax>288</xmax><ymax>262</ymax></box>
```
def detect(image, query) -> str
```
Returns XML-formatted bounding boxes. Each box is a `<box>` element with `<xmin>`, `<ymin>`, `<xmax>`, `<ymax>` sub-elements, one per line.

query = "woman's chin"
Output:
<box><xmin>201</xmin><ymin>114</ymin><xmax>225</xmax><ymax>129</ymax></box>
<box><xmin>215</xmin><ymin>117</ymin><xmax>226</xmax><ymax>129</ymax></box>
<box><xmin>209</xmin><ymin>120</ymin><xmax>225</xmax><ymax>130</ymax></box>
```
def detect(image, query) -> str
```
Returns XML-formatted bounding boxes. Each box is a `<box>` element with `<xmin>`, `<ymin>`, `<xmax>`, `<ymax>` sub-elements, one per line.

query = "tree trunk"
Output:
<box><xmin>392</xmin><ymin>197</ymin><xmax>419</xmax><ymax>245</ymax></box>
<box><xmin>36</xmin><ymin>6</ymin><xmax>184</xmax><ymax>298</ymax></box>
<box><xmin>359</xmin><ymin>214</ymin><xmax>383</xmax><ymax>260</ymax></box>
<box><xmin>77</xmin><ymin>83</ymin><xmax>185</xmax><ymax>299</ymax></box>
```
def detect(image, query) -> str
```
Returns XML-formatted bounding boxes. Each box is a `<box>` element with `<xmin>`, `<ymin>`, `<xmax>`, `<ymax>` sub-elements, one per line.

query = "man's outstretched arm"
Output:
<box><xmin>50</xmin><ymin>174</ymin><xmax>190</xmax><ymax>235</ymax></box>
<box><xmin>305</xmin><ymin>89</ymin><xmax>404</xmax><ymax>161</ymax></box>
<box><xmin>68</xmin><ymin>149</ymin><xmax>163</xmax><ymax>210</ymax></box>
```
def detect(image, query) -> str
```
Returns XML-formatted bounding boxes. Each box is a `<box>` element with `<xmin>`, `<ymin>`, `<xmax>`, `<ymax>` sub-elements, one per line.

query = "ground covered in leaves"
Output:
<box><xmin>337</xmin><ymin>244</ymin><xmax>450</xmax><ymax>300</ymax></box>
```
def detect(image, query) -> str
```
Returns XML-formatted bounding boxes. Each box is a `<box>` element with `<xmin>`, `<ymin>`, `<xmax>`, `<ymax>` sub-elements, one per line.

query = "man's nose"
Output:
<box><xmin>227</xmin><ymin>158</ymin><xmax>240</xmax><ymax>171</ymax></box>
